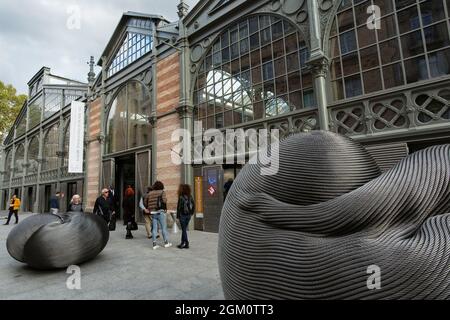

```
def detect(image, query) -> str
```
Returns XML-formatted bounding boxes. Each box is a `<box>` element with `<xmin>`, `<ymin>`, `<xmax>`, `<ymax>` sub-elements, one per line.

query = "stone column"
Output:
<box><xmin>307</xmin><ymin>0</ymin><xmax>330</xmax><ymax>131</ymax></box>
<box><xmin>177</xmin><ymin>1</ymin><xmax>194</xmax><ymax>187</ymax></box>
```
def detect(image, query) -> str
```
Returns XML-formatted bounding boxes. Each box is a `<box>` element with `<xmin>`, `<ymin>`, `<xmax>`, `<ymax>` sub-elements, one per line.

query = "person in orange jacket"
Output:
<box><xmin>4</xmin><ymin>195</ymin><xmax>21</xmax><ymax>225</ymax></box>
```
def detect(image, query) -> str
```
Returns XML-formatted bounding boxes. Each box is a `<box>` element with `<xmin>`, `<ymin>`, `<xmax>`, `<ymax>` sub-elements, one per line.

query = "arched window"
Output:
<box><xmin>194</xmin><ymin>15</ymin><xmax>314</xmax><ymax>129</ymax></box>
<box><xmin>27</xmin><ymin>136</ymin><xmax>39</xmax><ymax>174</ymax></box>
<box><xmin>13</xmin><ymin>144</ymin><xmax>25</xmax><ymax>178</ymax></box>
<box><xmin>63</xmin><ymin>123</ymin><xmax>70</xmax><ymax>167</ymax></box>
<box><xmin>105</xmin><ymin>81</ymin><xmax>152</xmax><ymax>154</ymax></box>
<box><xmin>329</xmin><ymin>0</ymin><xmax>450</xmax><ymax>101</ymax></box>
<box><xmin>43</xmin><ymin>124</ymin><xmax>60</xmax><ymax>171</ymax></box>
<box><xmin>3</xmin><ymin>150</ymin><xmax>12</xmax><ymax>181</ymax></box>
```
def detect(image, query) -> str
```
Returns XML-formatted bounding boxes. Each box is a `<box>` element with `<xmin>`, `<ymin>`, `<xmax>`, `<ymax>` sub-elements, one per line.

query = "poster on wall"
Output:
<box><xmin>195</xmin><ymin>177</ymin><xmax>204</xmax><ymax>218</ymax></box>
<box><xmin>68</xmin><ymin>101</ymin><xmax>85</xmax><ymax>173</ymax></box>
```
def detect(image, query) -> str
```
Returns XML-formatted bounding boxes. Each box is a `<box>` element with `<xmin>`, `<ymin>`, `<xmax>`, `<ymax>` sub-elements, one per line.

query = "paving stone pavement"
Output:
<box><xmin>0</xmin><ymin>213</ymin><xmax>225</xmax><ymax>300</ymax></box>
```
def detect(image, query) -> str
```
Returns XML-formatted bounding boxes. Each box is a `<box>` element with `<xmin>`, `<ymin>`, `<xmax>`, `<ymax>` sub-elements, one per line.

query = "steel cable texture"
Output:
<box><xmin>7</xmin><ymin>212</ymin><xmax>110</xmax><ymax>270</ymax></box>
<box><xmin>218</xmin><ymin>131</ymin><xmax>450</xmax><ymax>299</ymax></box>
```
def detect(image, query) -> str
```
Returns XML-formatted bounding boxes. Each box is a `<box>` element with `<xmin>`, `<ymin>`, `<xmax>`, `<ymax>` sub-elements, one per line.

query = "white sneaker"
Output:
<box><xmin>164</xmin><ymin>242</ymin><xmax>172</xmax><ymax>248</ymax></box>
<box><xmin>153</xmin><ymin>243</ymin><xmax>160</xmax><ymax>250</ymax></box>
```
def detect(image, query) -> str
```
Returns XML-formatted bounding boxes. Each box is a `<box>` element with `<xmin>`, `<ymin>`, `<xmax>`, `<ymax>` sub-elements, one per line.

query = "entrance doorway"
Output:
<box><xmin>44</xmin><ymin>185</ymin><xmax>52</xmax><ymax>213</ymax></box>
<box><xmin>26</xmin><ymin>187</ymin><xmax>33</xmax><ymax>212</ymax></box>
<box><xmin>102</xmin><ymin>149</ymin><xmax>151</xmax><ymax>224</ymax></box>
<box><xmin>115</xmin><ymin>156</ymin><xmax>136</xmax><ymax>223</ymax></box>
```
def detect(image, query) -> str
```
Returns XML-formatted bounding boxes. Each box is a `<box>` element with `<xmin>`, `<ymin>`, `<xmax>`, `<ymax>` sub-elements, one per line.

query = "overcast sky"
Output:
<box><xmin>0</xmin><ymin>0</ymin><xmax>198</xmax><ymax>95</ymax></box>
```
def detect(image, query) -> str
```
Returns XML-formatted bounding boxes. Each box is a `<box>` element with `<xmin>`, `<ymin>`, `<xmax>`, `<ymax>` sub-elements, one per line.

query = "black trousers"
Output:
<box><xmin>6</xmin><ymin>209</ymin><xmax>18</xmax><ymax>224</ymax></box>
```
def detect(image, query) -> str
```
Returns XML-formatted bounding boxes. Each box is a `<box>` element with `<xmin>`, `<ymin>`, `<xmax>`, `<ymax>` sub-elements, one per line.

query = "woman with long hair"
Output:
<box><xmin>144</xmin><ymin>181</ymin><xmax>172</xmax><ymax>250</ymax></box>
<box><xmin>176</xmin><ymin>184</ymin><xmax>195</xmax><ymax>249</ymax></box>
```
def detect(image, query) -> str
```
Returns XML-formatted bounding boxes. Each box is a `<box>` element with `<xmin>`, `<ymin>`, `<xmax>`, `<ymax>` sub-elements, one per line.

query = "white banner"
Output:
<box><xmin>68</xmin><ymin>101</ymin><xmax>85</xmax><ymax>173</ymax></box>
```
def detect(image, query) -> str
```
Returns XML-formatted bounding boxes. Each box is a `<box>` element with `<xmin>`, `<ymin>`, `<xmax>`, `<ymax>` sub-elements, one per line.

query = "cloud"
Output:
<box><xmin>0</xmin><ymin>0</ymin><xmax>198</xmax><ymax>95</ymax></box>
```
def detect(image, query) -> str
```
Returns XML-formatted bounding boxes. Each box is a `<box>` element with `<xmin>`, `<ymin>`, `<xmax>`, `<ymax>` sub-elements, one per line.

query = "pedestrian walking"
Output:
<box><xmin>140</xmin><ymin>186</ymin><xmax>154</xmax><ymax>239</ymax></box>
<box><xmin>68</xmin><ymin>194</ymin><xmax>83</xmax><ymax>212</ymax></box>
<box><xmin>4</xmin><ymin>195</ymin><xmax>21</xmax><ymax>225</ymax></box>
<box><xmin>93</xmin><ymin>188</ymin><xmax>114</xmax><ymax>225</ymax></box>
<box><xmin>144</xmin><ymin>181</ymin><xmax>172</xmax><ymax>250</ymax></box>
<box><xmin>176</xmin><ymin>184</ymin><xmax>195</xmax><ymax>249</ymax></box>
<box><xmin>123</xmin><ymin>185</ymin><xmax>136</xmax><ymax>239</ymax></box>
<box><xmin>49</xmin><ymin>191</ymin><xmax>63</xmax><ymax>214</ymax></box>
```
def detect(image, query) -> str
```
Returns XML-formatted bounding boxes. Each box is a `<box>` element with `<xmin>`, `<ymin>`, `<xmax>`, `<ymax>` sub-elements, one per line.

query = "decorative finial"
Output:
<box><xmin>87</xmin><ymin>56</ymin><xmax>95</xmax><ymax>84</ymax></box>
<box><xmin>177</xmin><ymin>0</ymin><xmax>189</xmax><ymax>19</ymax></box>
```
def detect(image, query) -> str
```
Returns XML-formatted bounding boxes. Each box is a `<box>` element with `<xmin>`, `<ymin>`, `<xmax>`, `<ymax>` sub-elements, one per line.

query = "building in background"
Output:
<box><xmin>0</xmin><ymin>67</ymin><xmax>87</xmax><ymax>213</ymax></box>
<box><xmin>2</xmin><ymin>0</ymin><xmax>449</xmax><ymax>233</ymax></box>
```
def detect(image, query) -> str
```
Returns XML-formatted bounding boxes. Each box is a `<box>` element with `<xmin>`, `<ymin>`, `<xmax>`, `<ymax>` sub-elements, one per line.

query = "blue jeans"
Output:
<box><xmin>152</xmin><ymin>211</ymin><xmax>169</xmax><ymax>243</ymax></box>
<box><xmin>180</xmin><ymin>215</ymin><xmax>191</xmax><ymax>244</ymax></box>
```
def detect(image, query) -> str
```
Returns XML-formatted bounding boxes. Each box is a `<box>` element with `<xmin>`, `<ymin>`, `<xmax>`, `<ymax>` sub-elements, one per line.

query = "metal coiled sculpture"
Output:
<box><xmin>7</xmin><ymin>212</ymin><xmax>109</xmax><ymax>270</ymax></box>
<box><xmin>219</xmin><ymin>131</ymin><xmax>450</xmax><ymax>299</ymax></box>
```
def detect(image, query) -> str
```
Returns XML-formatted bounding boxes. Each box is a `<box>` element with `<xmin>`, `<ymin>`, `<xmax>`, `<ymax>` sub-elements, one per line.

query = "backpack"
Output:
<box><xmin>156</xmin><ymin>192</ymin><xmax>167</xmax><ymax>211</ymax></box>
<box><xmin>183</xmin><ymin>196</ymin><xmax>194</xmax><ymax>216</ymax></box>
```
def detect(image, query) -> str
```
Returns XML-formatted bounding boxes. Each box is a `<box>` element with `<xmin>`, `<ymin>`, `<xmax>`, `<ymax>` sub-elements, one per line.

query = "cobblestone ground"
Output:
<box><xmin>0</xmin><ymin>213</ymin><xmax>224</xmax><ymax>300</ymax></box>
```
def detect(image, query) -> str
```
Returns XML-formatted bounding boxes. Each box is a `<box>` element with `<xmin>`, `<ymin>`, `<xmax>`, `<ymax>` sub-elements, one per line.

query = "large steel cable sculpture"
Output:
<box><xmin>219</xmin><ymin>131</ymin><xmax>450</xmax><ymax>299</ymax></box>
<box><xmin>7</xmin><ymin>212</ymin><xmax>109</xmax><ymax>270</ymax></box>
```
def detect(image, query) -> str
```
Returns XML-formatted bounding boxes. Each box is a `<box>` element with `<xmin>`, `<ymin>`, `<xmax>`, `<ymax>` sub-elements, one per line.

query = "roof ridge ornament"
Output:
<box><xmin>177</xmin><ymin>0</ymin><xmax>189</xmax><ymax>19</ymax></box>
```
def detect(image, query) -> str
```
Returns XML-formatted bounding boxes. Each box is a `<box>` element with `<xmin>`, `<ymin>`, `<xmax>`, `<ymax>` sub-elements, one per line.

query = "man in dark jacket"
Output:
<box><xmin>93</xmin><ymin>189</ymin><xmax>114</xmax><ymax>224</ymax></box>
<box><xmin>49</xmin><ymin>191</ymin><xmax>63</xmax><ymax>214</ymax></box>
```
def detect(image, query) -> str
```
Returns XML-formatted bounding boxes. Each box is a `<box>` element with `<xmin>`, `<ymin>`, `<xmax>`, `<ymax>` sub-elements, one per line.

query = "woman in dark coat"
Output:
<box><xmin>68</xmin><ymin>195</ymin><xmax>83</xmax><ymax>212</ymax></box>
<box><xmin>176</xmin><ymin>184</ymin><xmax>195</xmax><ymax>249</ymax></box>
<box><xmin>123</xmin><ymin>186</ymin><xmax>135</xmax><ymax>239</ymax></box>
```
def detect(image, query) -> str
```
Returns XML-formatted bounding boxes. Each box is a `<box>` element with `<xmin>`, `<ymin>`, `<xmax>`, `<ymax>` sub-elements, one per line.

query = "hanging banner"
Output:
<box><xmin>68</xmin><ymin>101</ymin><xmax>85</xmax><ymax>173</ymax></box>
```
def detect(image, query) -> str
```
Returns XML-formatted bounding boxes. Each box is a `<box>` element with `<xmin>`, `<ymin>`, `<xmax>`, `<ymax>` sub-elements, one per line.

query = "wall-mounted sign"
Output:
<box><xmin>195</xmin><ymin>176</ymin><xmax>203</xmax><ymax>214</ymax></box>
<box><xmin>68</xmin><ymin>101</ymin><xmax>85</xmax><ymax>173</ymax></box>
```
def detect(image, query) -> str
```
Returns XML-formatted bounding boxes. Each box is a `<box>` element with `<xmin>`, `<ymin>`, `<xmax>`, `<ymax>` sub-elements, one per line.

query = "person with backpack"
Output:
<box><xmin>144</xmin><ymin>181</ymin><xmax>172</xmax><ymax>250</ymax></box>
<box><xmin>176</xmin><ymin>184</ymin><xmax>195</xmax><ymax>249</ymax></box>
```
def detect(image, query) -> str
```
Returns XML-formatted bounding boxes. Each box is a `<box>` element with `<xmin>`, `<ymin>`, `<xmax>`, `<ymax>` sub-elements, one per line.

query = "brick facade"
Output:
<box><xmin>156</xmin><ymin>52</ymin><xmax>181</xmax><ymax>211</ymax></box>
<box><xmin>85</xmin><ymin>97</ymin><xmax>102</xmax><ymax>211</ymax></box>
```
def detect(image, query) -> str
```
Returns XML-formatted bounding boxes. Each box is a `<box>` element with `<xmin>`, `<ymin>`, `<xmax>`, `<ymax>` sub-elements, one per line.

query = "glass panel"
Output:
<box><xmin>360</xmin><ymin>45</ymin><xmax>380</xmax><ymax>70</ymax></box>
<box><xmin>127</xmin><ymin>82</ymin><xmax>151</xmax><ymax>150</ymax></box>
<box><xmin>330</xmin><ymin>60</ymin><xmax>342</xmax><ymax>79</ymax></box>
<box><xmin>342</xmin><ymin>52</ymin><xmax>360</xmax><ymax>76</ymax></box>
<box><xmin>13</xmin><ymin>145</ymin><xmax>25</xmax><ymax>177</ymax></box>
<box><xmin>106</xmin><ymin>86</ymin><xmax>127</xmax><ymax>154</ymax></box>
<box><xmin>363</xmin><ymin>69</ymin><xmax>383</xmax><ymax>93</ymax></box>
<box><xmin>423</xmin><ymin>22</ymin><xmax>450</xmax><ymax>51</ymax></box>
<box><xmin>27</xmin><ymin>136</ymin><xmax>39</xmax><ymax>174</ymax></box>
<box><xmin>397</xmin><ymin>5</ymin><xmax>420</xmax><ymax>34</ymax></box>
<box><xmin>420</xmin><ymin>0</ymin><xmax>445</xmax><ymax>26</ymax></box>
<box><xmin>15</xmin><ymin>114</ymin><xmax>27</xmax><ymax>138</ymax></box>
<box><xmin>43</xmin><ymin>124</ymin><xmax>60</xmax><ymax>171</ymax></box>
<box><xmin>401</xmin><ymin>31</ymin><xmax>424</xmax><ymax>58</ymax></box>
<box><xmin>340</xmin><ymin>30</ymin><xmax>357</xmax><ymax>54</ymax></box>
<box><xmin>358</xmin><ymin>26</ymin><xmax>376</xmax><ymax>48</ymax></box>
<box><xmin>429</xmin><ymin>48</ymin><xmax>450</xmax><ymax>77</ymax></box>
<box><xmin>404</xmin><ymin>55</ymin><xmax>428</xmax><ymax>83</ymax></box>
<box><xmin>44</xmin><ymin>89</ymin><xmax>62</xmax><ymax>119</ymax></box>
<box><xmin>373</xmin><ymin>0</ymin><xmax>394</xmax><ymax>16</ymax></box>
<box><xmin>382</xmin><ymin>62</ymin><xmax>404</xmax><ymax>88</ymax></box>
<box><xmin>286</xmin><ymin>51</ymin><xmax>300</xmax><ymax>72</ymax></box>
<box><xmin>332</xmin><ymin>79</ymin><xmax>345</xmax><ymax>100</ymax></box>
<box><xmin>344</xmin><ymin>74</ymin><xmax>363</xmax><ymax>97</ymax></box>
<box><xmin>28</xmin><ymin>95</ymin><xmax>43</xmax><ymax>130</ymax></box>
<box><xmin>395</xmin><ymin>0</ymin><xmax>416</xmax><ymax>10</ymax></box>
<box><xmin>107</xmin><ymin>32</ymin><xmax>153</xmax><ymax>77</ymax></box>
<box><xmin>338</xmin><ymin>9</ymin><xmax>354</xmax><ymax>32</ymax></box>
<box><xmin>378</xmin><ymin>14</ymin><xmax>398</xmax><ymax>41</ymax></box>
<box><xmin>195</xmin><ymin>15</ymin><xmax>313</xmax><ymax>127</ymax></box>
<box><xmin>379</xmin><ymin>38</ymin><xmax>401</xmax><ymax>64</ymax></box>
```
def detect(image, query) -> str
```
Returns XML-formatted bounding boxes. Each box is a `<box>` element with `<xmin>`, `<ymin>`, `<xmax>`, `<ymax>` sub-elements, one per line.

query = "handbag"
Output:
<box><xmin>109</xmin><ymin>213</ymin><xmax>117</xmax><ymax>231</ymax></box>
<box><xmin>130</xmin><ymin>220</ymin><xmax>138</xmax><ymax>231</ymax></box>
<box><xmin>156</xmin><ymin>192</ymin><xmax>167</xmax><ymax>211</ymax></box>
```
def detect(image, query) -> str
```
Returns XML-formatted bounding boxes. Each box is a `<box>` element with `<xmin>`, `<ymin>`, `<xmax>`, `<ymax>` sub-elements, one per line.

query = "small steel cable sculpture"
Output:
<box><xmin>219</xmin><ymin>131</ymin><xmax>450</xmax><ymax>299</ymax></box>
